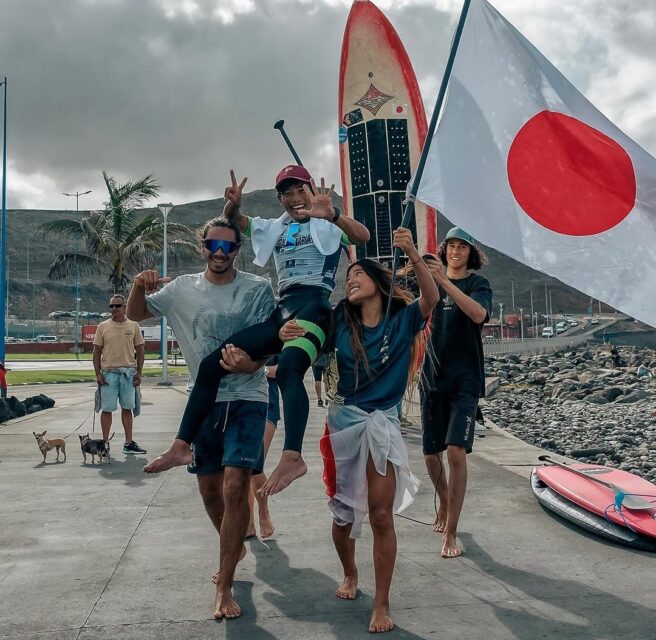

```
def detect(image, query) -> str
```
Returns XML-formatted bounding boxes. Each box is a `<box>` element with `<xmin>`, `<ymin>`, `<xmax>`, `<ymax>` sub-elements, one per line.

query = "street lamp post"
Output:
<box><xmin>158</xmin><ymin>203</ymin><xmax>173</xmax><ymax>386</ymax></box>
<box><xmin>499</xmin><ymin>302</ymin><xmax>504</xmax><ymax>341</ymax></box>
<box><xmin>519</xmin><ymin>307</ymin><xmax>524</xmax><ymax>340</ymax></box>
<box><xmin>63</xmin><ymin>190</ymin><xmax>92</xmax><ymax>353</ymax></box>
<box><xmin>0</xmin><ymin>77</ymin><xmax>8</xmax><ymax>362</ymax></box>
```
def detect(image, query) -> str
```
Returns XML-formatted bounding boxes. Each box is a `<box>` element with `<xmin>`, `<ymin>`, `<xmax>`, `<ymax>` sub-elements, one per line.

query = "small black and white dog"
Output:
<box><xmin>79</xmin><ymin>433</ymin><xmax>114</xmax><ymax>464</ymax></box>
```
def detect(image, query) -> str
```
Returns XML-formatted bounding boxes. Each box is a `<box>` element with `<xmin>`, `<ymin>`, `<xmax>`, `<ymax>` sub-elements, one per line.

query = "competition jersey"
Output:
<box><xmin>273</xmin><ymin>220</ymin><xmax>348</xmax><ymax>293</ymax></box>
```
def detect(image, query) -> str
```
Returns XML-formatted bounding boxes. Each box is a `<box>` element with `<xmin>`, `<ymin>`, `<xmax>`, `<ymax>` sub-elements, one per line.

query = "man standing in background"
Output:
<box><xmin>93</xmin><ymin>293</ymin><xmax>146</xmax><ymax>455</ymax></box>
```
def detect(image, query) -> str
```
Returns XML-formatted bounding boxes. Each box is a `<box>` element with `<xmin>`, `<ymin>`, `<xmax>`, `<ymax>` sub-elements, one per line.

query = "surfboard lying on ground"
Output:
<box><xmin>530</xmin><ymin>471</ymin><xmax>656</xmax><ymax>551</ymax></box>
<box><xmin>338</xmin><ymin>0</ymin><xmax>437</xmax><ymax>264</ymax></box>
<box><xmin>532</xmin><ymin>460</ymin><xmax>656</xmax><ymax>547</ymax></box>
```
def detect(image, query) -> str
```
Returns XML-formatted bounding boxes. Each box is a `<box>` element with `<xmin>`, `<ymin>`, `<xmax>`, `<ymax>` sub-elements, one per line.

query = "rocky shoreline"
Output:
<box><xmin>484</xmin><ymin>344</ymin><xmax>656</xmax><ymax>483</ymax></box>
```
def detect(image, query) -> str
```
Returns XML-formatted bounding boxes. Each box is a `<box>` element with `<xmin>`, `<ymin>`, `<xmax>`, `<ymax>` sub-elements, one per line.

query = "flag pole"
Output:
<box><xmin>381</xmin><ymin>0</ymin><xmax>473</xmax><ymax>346</ymax></box>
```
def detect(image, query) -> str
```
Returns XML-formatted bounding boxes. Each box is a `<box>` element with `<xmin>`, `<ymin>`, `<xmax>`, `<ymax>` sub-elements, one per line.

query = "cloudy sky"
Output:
<box><xmin>2</xmin><ymin>0</ymin><xmax>655</xmax><ymax>211</ymax></box>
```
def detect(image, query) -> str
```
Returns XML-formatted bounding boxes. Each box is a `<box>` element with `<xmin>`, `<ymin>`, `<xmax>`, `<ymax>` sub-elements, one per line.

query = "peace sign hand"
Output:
<box><xmin>298</xmin><ymin>178</ymin><xmax>336</xmax><ymax>221</ymax></box>
<box><xmin>223</xmin><ymin>169</ymin><xmax>248</xmax><ymax>213</ymax></box>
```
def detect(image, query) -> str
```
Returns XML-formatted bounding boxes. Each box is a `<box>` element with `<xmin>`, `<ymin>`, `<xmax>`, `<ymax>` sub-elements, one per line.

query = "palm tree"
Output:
<box><xmin>39</xmin><ymin>172</ymin><xmax>198</xmax><ymax>294</ymax></box>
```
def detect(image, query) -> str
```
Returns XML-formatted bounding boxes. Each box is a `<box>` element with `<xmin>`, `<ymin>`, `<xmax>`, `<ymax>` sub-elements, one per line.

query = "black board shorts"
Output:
<box><xmin>421</xmin><ymin>389</ymin><xmax>479</xmax><ymax>454</ymax></box>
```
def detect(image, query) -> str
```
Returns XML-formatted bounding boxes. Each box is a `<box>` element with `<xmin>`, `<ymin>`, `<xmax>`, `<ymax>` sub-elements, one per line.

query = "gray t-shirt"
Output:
<box><xmin>146</xmin><ymin>271</ymin><xmax>275</xmax><ymax>403</ymax></box>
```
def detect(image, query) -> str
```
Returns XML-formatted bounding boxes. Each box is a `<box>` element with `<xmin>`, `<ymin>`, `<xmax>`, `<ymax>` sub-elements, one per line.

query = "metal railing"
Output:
<box><xmin>483</xmin><ymin>333</ymin><xmax>590</xmax><ymax>356</ymax></box>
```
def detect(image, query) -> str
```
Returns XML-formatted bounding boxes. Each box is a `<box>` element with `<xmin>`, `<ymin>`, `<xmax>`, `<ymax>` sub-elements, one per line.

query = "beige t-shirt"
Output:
<box><xmin>94</xmin><ymin>319</ymin><xmax>145</xmax><ymax>369</ymax></box>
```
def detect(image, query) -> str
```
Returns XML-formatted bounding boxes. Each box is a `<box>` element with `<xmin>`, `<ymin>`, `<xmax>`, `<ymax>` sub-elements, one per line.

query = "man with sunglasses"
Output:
<box><xmin>93</xmin><ymin>293</ymin><xmax>146</xmax><ymax>455</ymax></box>
<box><xmin>143</xmin><ymin>166</ymin><xmax>369</xmax><ymax>497</ymax></box>
<box><xmin>127</xmin><ymin>217</ymin><xmax>275</xmax><ymax>619</ymax></box>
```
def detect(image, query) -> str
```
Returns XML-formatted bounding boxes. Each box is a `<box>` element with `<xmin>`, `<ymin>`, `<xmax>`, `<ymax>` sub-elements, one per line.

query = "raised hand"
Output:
<box><xmin>224</xmin><ymin>169</ymin><xmax>248</xmax><ymax>214</ymax></box>
<box><xmin>392</xmin><ymin>227</ymin><xmax>419</xmax><ymax>259</ymax></box>
<box><xmin>298</xmin><ymin>178</ymin><xmax>336</xmax><ymax>221</ymax></box>
<box><xmin>134</xmin><ymin>269</ymin><xmax>172</xmax><ymax>294</ymax></box>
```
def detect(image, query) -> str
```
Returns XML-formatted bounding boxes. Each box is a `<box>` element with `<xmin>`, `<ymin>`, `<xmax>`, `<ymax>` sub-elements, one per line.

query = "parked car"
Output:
<box><xmin>569</xmin><ymin>320</ymin><xmax>578</xmax><ymax>326</ymax></box>
<box><xmin>35</xmin><ymin>335</ymin><xmax>59</xmax><ymax>343</ymax></box>
<box><xmin>590</xmin><ymin>318</ymin><xmax>599</xmax><ymax>324</ymax></box>
<box><xmin>541</xmin><ymin>327</ymin><xmax>554</xmax><ymax>338</ymax></box>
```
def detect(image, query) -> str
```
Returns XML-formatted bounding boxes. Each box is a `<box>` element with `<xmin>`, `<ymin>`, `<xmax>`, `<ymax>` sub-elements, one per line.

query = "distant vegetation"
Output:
<box><xmin>7</xmin><ymin>185</ymin><xmax>605</xmax><ymax>320</ymax></box>
<box><xmin>37</xmin><ymin>172</ymin><xmax>197</xmax><ymax>294</ymax></box>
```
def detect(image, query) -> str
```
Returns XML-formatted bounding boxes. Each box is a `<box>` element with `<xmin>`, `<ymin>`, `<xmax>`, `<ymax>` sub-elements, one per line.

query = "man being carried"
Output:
<box><xmin>127</xmin><ymin>217</ymin><xmax>275</xmax><ymax>619</ymax></box>
<box><xmin>145</xmin><ymin>166</ymin><xmax>369</xmax><ymax>496</ymax></box>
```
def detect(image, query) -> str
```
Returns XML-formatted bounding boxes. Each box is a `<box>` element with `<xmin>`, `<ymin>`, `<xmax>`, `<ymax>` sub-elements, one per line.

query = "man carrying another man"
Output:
<box><xmin>127</xmin><ymin>217</ymin><xmax>275</xmax><ymax>620</ymax></box>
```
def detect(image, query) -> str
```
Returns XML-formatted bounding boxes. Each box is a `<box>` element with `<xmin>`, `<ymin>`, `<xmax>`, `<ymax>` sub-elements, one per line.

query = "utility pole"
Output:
<box><xmin>0</xmin><ymin>77</ymin><xmax>8</xmax><ymax>361</ymax></box>
<box><xmin>157</xmin><ymin>203</ymin><xmax>174</xmax><ymax>386</ymax></box>
<box><xmin>62</xmin><ymin>190</ymin><xmax>92</xmax><ymax>353</ymax></box>
<box><xmin>511</xmin><ymin>280</ymin><xmax>515</xmax><ymax>309</ymax></box>
<box><xmin>499</xmin><ymin>302</ymin><xmax>504</xmax><ymax>341</ymax></box>
<box><xmin>519</xmin><ymin>307</ymin><xmax>524</xmax><ymax>340</ymax></box>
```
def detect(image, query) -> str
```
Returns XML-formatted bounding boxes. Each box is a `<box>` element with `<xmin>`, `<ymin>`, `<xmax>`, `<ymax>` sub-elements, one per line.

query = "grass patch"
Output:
<box><xmin>7</xmin><ymin>353</ymin><xmax>161</xmax><ymax>361</ymax></box>
<box><xmin>8</xmin><ymin>366</ymin><xmax>189</xmax><ymax>385</ymax></box>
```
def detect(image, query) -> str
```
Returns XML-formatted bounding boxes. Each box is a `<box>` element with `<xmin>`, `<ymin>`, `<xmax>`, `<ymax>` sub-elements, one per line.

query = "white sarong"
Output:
<box><xmin>326</xmin><ymin>403</ymin><xmax>420</xmax><ymax>539</ymax></box>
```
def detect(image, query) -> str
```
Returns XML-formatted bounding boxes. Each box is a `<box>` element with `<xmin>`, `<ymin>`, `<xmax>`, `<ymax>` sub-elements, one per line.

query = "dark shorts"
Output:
<box><xmin>267</xmin><ymin>380</ymin><xmax>280</xmax><ymax>427</ymax></box>
<box><xmin>312</xmin><ymin>365</ymin><xmax>325</xmax><ymax>382</ymax></box>
<box><xmin>421</xmin><ymin>390</ymin><xmax>479</xmax><ymax>455</ymax></box>
<box><xmin>187</xmin><ymin>400</ymin><xmax>267</xmax><ymax>476</ymax></box>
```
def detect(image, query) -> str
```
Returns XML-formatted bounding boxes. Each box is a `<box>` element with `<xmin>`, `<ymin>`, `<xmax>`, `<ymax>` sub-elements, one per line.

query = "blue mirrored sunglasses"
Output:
<box><xmin>203</xmin><ymin>239</ymin><xmax>239</xmax><ymax>254</ymax></box>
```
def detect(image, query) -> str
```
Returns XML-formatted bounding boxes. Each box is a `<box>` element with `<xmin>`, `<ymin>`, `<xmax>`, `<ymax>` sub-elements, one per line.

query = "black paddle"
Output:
<box><xmin>274</xmin><ymin>120</ymin><xmax>304</xmax><ymax>166</ymax></box>
<box><xmin>538</xmin><ymin>455</ymin><xmax>654</xmax><ymax>511</ymax></box>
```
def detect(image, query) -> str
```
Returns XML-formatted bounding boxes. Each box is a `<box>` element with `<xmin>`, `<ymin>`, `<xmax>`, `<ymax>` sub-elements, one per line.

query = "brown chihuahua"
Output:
<box><xmin>33</xmin><ymin>430</ymin><xmax>67</xmax><ymax>463</ymax></box>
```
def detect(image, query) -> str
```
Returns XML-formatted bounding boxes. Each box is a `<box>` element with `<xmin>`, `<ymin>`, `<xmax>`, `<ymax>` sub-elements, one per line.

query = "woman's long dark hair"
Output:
<box><xmin>334</xmin><ymin>258</ymin><xmax>415</xmax><ymax>389</ymax></box>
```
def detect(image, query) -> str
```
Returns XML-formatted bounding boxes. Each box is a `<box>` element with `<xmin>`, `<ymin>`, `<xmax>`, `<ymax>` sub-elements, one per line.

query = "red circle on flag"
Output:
<box><xmin>507</xmin><ymin>111</ymin><xmax>636</xmax><ymax>236</ymax></box>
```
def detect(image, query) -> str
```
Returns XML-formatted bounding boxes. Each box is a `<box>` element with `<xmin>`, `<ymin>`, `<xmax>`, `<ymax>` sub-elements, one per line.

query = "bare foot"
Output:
<box><xmin>432</xmin><ymin>510</ymin><xmax>447</xmax><ymax>533</ymax></box>
<box><xmin>259</xmin><ymin>451</ymin><xmax>307</xmax><ymax>496</ymax></box>
<box><xmin>214</xmin><ymin>587</ymin><xmax>241</xmax><ymax>619</ymax></box>
<box><xmin>245</xmin><ymin>526</ymin><xmax>257</xmax><ymax>539</ymax></box>
<box><xmin>335</xmin><ymin>574</ymin><xmax>358</xmax><ymax>600</ymax></box>
<box><xmin>143</xmin><ymin>439</ymin><xmax>192</xmax><ymax>474</ymax></box>
<box><xmin>212</xmin><ymin>545</ymin><xmax>247</xmax><ymax>584</ymax></box>
<box><xmin>369</xmin><ymin>604</ymin><xmax>394</xmax><ymax>633</ymax></box>
<box><xmin>440</xmin><ymin>534</ymin><xmax>463</xmax><ymax>558</ymax></box>
<box><xmin>258</xmin><ymin>510</ymin><xmax>275</xmax><ymax>539</ymax></box>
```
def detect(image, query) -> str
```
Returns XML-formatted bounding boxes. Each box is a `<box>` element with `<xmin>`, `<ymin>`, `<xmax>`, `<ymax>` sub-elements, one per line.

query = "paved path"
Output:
<box><xmin>0</xmin><ymin>378</ymin><xmax>653</xmax><ymax>639</ymax></box>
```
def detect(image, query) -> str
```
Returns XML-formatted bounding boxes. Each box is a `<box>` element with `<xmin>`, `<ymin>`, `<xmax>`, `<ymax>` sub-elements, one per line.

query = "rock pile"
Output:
<box><xmin>484</xmin><ymin>345</ymin><xmax>656</xmax><ymax>482</ymax></box>
<box><xmin>0</xmin><ymin>394</ymin><xmax>56</xmax><ymax>423</ymax></box>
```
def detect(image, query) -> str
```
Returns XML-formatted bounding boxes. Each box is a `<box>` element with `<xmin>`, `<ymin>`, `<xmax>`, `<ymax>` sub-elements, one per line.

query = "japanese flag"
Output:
<box><xmin>415</xmin><ymin>0</ymin><xmax>656</xmax><ymax>327</ymax></box>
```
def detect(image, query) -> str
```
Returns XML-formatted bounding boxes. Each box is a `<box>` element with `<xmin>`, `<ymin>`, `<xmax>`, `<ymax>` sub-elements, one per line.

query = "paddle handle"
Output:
<box><xmin>538</xmin><ymin>455</ymin><xmax>614</xmax><ymax>490</ymax></box>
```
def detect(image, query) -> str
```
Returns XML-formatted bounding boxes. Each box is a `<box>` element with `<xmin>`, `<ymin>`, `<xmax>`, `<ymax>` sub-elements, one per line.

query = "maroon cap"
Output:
<box><xmin>275</xmin><ymin>165</ymin><xmax>313</xmax><ymax>190</ymax></box>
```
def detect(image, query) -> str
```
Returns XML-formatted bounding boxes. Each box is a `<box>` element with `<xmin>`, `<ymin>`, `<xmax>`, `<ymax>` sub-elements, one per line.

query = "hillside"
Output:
<box><xmin>5</xmin><ymin>189</ymin><xmax>605</xmax><ymax>321</ymax></box>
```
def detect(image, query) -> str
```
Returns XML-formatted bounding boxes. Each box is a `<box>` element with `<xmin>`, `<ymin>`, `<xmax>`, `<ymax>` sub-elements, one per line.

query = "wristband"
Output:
<box><xmin>331</xmin><ymin>207</ymin><xmax>341</xmax><ymax>223</ymax></box>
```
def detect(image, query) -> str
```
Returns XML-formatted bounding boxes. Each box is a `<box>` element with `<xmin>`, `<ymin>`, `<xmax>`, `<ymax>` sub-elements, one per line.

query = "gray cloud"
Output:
<box><xmin>1</xmin><ymin>0</ymin><xmax>655</xmax><ymax>210</ymax></box>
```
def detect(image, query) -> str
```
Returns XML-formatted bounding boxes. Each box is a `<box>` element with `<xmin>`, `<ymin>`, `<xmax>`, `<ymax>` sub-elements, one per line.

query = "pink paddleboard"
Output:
<box><xmin>536</xmin><ymin>462</ymin><xmax>656</xmax><ymax>539</ymax></box>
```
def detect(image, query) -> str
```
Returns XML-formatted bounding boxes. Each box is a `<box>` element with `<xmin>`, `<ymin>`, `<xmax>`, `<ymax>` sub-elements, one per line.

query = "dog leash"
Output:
<box><xmin>63</xmin><ymin>384</ymin><xmax>99</xmax><ymax>439</ymax></box>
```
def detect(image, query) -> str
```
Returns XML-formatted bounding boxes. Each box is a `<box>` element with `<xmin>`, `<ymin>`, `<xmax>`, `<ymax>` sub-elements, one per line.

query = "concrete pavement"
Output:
<box><xmin>0</xmin><ymin>377</ymin><xmax>654</xmax><ymax>639</ymax></box>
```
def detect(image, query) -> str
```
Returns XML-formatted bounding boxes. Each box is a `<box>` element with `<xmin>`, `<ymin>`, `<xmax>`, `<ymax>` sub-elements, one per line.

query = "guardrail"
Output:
<box><xmin>483</xmin><ymin>333</ymin><xmax>590</xmax><ymax>356</ymax></box>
